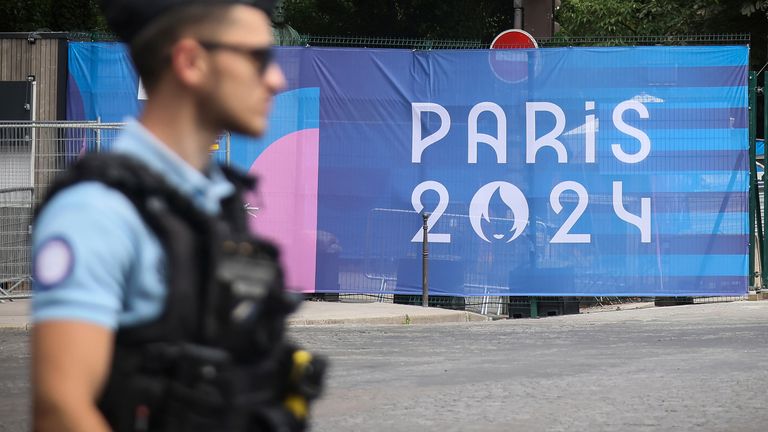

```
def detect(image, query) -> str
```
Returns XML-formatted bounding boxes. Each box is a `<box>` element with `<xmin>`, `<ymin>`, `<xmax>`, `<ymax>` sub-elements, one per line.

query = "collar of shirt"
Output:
<box><xmin>111</xmin><ymin>118</ymin><xmax>236</xmax><ymax>215</ymax></box>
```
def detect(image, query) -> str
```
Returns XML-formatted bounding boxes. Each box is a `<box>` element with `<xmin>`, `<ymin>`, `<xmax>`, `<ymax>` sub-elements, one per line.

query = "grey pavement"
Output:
<box><xmin>2</xmin><ymin>301</ymin><xmax>768</xmax><ymax>431</ymax></box>
<box><xmin>0</xmin><ymin>298</ymin><xmax>489</xmax><ymax>329</ymax></box>
<box><xmin>292</xmin><ymin>301</ymin><xmax>768</xmax><ymax>432</ymax></box>
<box><xmin>0</xmin><ymin>300</ymin><xmax>31</xmax><ymax>329</ymax></box>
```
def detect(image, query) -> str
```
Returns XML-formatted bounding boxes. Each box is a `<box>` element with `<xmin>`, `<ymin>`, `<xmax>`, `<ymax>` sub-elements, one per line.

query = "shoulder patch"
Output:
<box><xmin>34</xmin><ymin>237</ymin><xmax>75</xmax><ymax>289</ymax></box>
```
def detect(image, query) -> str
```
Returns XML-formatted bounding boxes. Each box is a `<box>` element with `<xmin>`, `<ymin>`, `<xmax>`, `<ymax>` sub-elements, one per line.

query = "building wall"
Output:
<box><xmin>0</xmin><ymin>36</ymin><xmax>66</xmax><ymax>121</ymax></box>
<box><xmin>0</xmin><ymin>36</ymin><xmax>67</xmax><ymax>286</ymax></box>
<box><xmin>0</xmin><ymin>35</ymin><xmax>68</xmax><ymax>201</ymax></box>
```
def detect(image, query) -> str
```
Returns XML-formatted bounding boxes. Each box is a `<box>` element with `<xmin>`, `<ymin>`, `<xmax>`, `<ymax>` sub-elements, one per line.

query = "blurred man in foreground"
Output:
<box><xmin>31</xmin><ymin>1</ymin><xmax>324</xmax><ymax>431</ymax></box>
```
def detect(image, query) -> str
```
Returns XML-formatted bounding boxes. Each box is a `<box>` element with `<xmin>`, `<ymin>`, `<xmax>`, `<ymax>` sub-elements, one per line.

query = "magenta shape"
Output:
<box><xmin>246</xmin><ymin>129</ymin><xmax>319</xmax><ymax>293</ymax></box>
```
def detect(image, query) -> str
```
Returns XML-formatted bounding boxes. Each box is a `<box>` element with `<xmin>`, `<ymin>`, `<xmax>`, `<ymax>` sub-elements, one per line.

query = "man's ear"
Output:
<box><xmin>170</xmin><ymin>38</ymin><xmax>210</xmax><ymax>88</ymax></box>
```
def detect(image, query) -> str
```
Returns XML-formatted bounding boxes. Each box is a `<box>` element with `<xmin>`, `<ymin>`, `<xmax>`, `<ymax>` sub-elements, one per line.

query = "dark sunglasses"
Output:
<box><xmin>198</xmin><ymin>41</ymin><xmax>274</xmax><ymax>75</ymax></box>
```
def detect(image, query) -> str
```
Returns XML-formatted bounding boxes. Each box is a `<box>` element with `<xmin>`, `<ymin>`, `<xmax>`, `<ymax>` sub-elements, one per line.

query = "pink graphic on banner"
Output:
<box><xmin>246</xmin><ymin>129</ymin><xmax>320</xmax><ymax>293</ymax></box>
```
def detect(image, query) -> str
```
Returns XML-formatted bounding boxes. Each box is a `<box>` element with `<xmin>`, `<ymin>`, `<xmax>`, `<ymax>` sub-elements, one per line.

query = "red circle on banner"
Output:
<box><xmin>489</xmin><ymin>29</ymin><xmax>538</xmax><ymax>83</ymax></box>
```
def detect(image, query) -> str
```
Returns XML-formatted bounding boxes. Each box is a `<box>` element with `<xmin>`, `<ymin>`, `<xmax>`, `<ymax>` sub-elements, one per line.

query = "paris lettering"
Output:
<box><xmin>410</xmin><ymin>100</ymin><xmax>652</xmax><ymax>245</ymax></box>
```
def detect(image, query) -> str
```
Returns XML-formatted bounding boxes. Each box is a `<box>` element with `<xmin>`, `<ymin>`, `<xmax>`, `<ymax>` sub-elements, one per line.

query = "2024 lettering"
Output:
<box><xmin>410</xmin><ymin>100</ymin><xmax>652</xmax><ymax>245</ymax></box>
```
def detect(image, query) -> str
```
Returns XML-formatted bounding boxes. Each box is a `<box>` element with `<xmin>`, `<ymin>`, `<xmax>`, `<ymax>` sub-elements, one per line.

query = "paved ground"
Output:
<box><xmin>0</xmin><ymin>299</ymin><xmax>490</xmax><ymax>328</ymax></box>
<box><xmin>0</xmin><ymin>328</ymin><xmax>29</xmax><ymax>432</ymax></box>
<box><xmin>292</xmin><ymin>301</ymin><xmax>768</xmax><ymax>432</ymax></box>
<box><xmin>1</xmin><ymin>301</ymin><xmax>767</xmax><ymax>431</ymax></box>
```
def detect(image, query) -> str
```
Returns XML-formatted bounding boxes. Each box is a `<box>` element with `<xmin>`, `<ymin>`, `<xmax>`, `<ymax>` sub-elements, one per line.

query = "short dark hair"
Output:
<box><xmin>129</xmin><ymin>4</ymin><xmax>234</xmax><ymax>92</ymax></box>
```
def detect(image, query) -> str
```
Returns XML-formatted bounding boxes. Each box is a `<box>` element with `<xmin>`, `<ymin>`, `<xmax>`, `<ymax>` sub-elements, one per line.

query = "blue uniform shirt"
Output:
<box><xmin>32</xmin><ymin>119</ymin><xmax>236</xmax><ymax>329</ymax></box>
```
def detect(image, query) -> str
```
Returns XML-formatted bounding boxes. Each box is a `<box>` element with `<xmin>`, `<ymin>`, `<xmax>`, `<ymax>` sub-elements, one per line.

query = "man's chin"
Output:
<box><xmin>226</xmin><ymin>120</ymin><xmax>267</xmax><ymax>138</ymax></box>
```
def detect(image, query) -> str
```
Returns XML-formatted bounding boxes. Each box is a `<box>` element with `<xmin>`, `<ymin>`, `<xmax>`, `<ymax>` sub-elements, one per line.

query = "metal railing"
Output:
<box><xmin>0</xmin><ymin>187</ymin><xmax>33</xmax><ymax>300</ymax></box>
<box><xmin>0</xmin><ymin>122</ymin><xmax>230</xmax><ymax>300</ymax></box>
<box><xmin>296</xmin><ymin>33</ymin><xmax>751</xmax><ymax>49</ymax></box>
<box><xmin>1</xmin><ymin>30</ymin><xmax>759</xmax><ymax>311</ymax></box>
<box><xmin>66</xmin><ymin>31</ymin><xmax>751</xmax><ymax>48</ymax></box>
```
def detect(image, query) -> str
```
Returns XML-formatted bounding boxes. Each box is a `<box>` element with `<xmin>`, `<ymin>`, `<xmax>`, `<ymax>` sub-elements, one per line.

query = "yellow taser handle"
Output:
<box><xmin>284</xmin><ymin>350</ymin><xmax>313</xmax><ymax>419</ymax></box>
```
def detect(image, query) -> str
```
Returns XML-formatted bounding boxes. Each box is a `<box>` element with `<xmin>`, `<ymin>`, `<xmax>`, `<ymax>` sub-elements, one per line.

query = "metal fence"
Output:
<box><xmin>68</xmin><ymin>32</ymin><xmax>752</xmax><ymax>48</ymax></box>
<box><xmin>0</xmin><ymin>32</ymin><xmax>760</xmax><ymax>312</ymax></box>
<box><xmin>0</xmin><ymin>122</ymin><xmax>230</xmax><ymax>300</ymax></box>
<box><xmin>295</xmin><ymin>33</ymin><xmax>757</xmax><ymax>311</ymax></box>
<box><xmin>0</xmin><ymin>119</ymin><xmax>755</xmax><ymax>309</ymax></box>
<box><xmin>294</xmin><ymin>33</ymin><xmax>752</xmax><ymax>49</ymax></box>
<box><xmin>0</xmin><ymin>187</ymin><xmax>33</xmax><ymax>299</ymax></box>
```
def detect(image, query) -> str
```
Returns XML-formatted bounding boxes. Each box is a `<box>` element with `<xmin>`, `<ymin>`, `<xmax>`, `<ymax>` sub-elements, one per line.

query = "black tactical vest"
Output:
<box><xmin>36</xmin><ymin>153</ymin><xmax>324</xmax><ymax>432</ymax></box>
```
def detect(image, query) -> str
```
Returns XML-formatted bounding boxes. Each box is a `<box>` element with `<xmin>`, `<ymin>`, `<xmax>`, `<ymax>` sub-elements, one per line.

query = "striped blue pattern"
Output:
<box><xmin>65</xmin><ymin>43</ymin><xmax>751</xmax><ymax>296</ymax></box>
<box><xmin>311</xmin><ymin>45</ymin><xmax>749</xmax><ymax>296</ymax></box>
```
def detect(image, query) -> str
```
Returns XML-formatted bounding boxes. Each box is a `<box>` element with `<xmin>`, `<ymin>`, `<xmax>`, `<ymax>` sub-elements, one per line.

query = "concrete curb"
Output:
<box><xmin>286</xmin><ymin>302</ymin><xmax>491</xmax><ymax>326</ymax></box>
<box><xmin>0</xmin><ymin>299</ymin><xmax>491</xmax><ymax>329</ymax></box>
<box><xmin>288</xmin><ymin>310</ymin><xmax>490</xmax><ymax>326</ymax></box>
<box><xmin>0</xmin><ymin>299</ymin><xmax>31</xmax><ymax>330</ymax></box>
<box><xmin>0</xmin><ymin>323</ymin><xmax>31</xmax><ymax>331</ymax></box>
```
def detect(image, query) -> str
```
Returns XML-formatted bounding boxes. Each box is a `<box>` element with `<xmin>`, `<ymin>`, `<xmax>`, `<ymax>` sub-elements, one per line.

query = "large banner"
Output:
<box><xmin>68</xmin><ymin>43</ymin><xmax>750</xmax><ymax>296</ymax></box>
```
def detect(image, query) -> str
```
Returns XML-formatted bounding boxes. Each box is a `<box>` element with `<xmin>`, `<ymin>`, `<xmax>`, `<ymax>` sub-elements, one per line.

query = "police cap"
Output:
<box><xmin>101</xmin><ymin>0</ymin><xmax>277</xmax><ymax>44</ymax></box>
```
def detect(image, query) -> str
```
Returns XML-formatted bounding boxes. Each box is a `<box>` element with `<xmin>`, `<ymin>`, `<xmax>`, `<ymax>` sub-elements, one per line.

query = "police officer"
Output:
<box><xmin>32</xmin><ymin>1</ymin><xmax>323</xmax><ymax>431</ymax></box>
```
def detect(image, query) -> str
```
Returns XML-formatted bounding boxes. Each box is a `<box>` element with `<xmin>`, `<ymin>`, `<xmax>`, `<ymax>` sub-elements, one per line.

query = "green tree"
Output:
<box><xmin>557</xmin><ymin>0</ymin><xmax>767</xmax><ymax>67</ymax></box>
<box><xmin>739</xmin><ymin>0</ymin><xmax>768</xmax><ymax>17</ymax></box>
<box><xmin>285</xmin><ymin>0</ymin><xmax>767</xmax><ymax>60</ymax></box>
<box><xmin>0</xmin><ymin>0</ymin><xmax>51</xmax><ymax>32</ymax></box>
<box><xmin>48</xmin><ymin>0</ymin><xmax>107</xmax><ymax>32</ymax></box>
<box><xmin>0</xmin><ymin>0</ymin><xmax>105</xmax><ymax>32</ymax></box>
<box><xmin>557</xmin><ymin>0</ymin><xmax>765</xmax><ymax>36</ymax></box>
<box><xmin>284</xmin><ymin>0</ymin><xmax>518</xmax><ymax>42</ymax></box>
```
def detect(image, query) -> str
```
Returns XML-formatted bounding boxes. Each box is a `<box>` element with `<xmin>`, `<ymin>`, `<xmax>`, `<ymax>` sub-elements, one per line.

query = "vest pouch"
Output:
<box><xmin>224</xmin><ymin>343</ymin><xmax>309</xmax><ymax>432</ymax></box>
<box><xmin>161</xmin><ymin>343</ymin><xmax>237</xmax><ymax>432</ymax></box>
<box><xmin>213</xmin><ymin>238</ymin><xmax>301</xmax><ymax>361</ymax></box>
<box><xmin>167</xmin><ymin>344</ymin><xmax>303</xmax><ymax>432</ymax></box>
<box><xmin>98</xmin><ymin>350</ymin><xmax>170</xmax><ymax>432</ymax></box>
<box><xmin>102</xmin><ymin>342</ymin><xmax>236</xmax><ymax>432</ymax></box>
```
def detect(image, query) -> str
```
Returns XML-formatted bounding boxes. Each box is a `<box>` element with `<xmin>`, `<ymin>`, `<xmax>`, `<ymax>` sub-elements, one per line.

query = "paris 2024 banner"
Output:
<box><xmin>67</xmin><ymin>43</ymin><xmax>749</xmax><ymax>297</ymax></box>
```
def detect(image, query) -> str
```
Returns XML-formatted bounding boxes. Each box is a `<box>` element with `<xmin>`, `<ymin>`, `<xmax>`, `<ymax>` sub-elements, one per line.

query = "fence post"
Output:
<box><xmin>764</xmin><ymin>73</ymin><xmax>768</xmax><ymax>290</ymax></box>
<box><xmin>749</xmin><ymin>71</ymin><xmax>757</xmax><ymax>288</ymax></box>
<box><xmin>226</xmin><ymin>131</ymin><xmax>231</xmax><ymax>166</ymax></box>
<box><xmin>421</xmin><ymin>212</ymin><xmax>429</xmax><ymax>307</ymax></box>
<box><xmin>751</xmin><ymin>71</ymin><xmax>764</xmax><ymax>287</ymax></box>
<box><xmin>95</xmin><ymin>116</ymin><xmax>102</xmax><ymax>153</ymax></box>
<box><xmin>28</xmin><ymin>76</ymin><xmax>37</xmax><ymax>196</ymax></box>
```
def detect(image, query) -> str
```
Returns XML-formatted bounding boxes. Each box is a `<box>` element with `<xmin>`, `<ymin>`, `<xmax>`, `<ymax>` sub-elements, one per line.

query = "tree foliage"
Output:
<box><xmin>557</xmin><ymin>0</ymin><xmax>766</xmax><ymax>36</ymax></box>
<box><xmin>0</xmin><ymin>0</ymin><xmax>51</xmax><ymax>31</ymax></box>
<box><xmin>557</xmin><ymin>0</ymin><xmax>766</xmax><ymax>67</ymax></box>
<box><xmin>283</xmin><ymin>0</ymin><xmax>767</xmax><ymax>41</ymax></box>
<box><xmin>283</xmin><ymin>0</ymin><xmax>518</xmax><ymax>42</ymax></box>
<box><xmin>0</xmin><ymin>0</ymin><xmax>106</xmax><ymax>32</ymax></box>
<box><xmin>0</xmin><ymin>0</ymin><xmax>765</xmax><ymax>67</ymax></box>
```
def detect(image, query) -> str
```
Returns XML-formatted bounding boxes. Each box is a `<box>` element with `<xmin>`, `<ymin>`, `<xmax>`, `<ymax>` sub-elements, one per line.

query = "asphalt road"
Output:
<box><xmin>292</xmin><ymin>302</ymin><xmax>768</xmax><ymax>432</ymax></box>
<box><xmin>0</xmin><ymin>329</ymin><xmax>29</xmax><ymax>432</ymax></box>
<box><xmin>2</xmin><ymin>302</ymin><xmax>767</xmax><ymax>431</ymax></box>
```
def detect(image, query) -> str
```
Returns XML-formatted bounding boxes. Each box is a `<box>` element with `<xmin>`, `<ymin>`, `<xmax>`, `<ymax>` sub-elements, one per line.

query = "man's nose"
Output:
<box><xmin>265</xmin><ymin>63</ymin><xmax>287</xmax><ymax>93</ymax></box>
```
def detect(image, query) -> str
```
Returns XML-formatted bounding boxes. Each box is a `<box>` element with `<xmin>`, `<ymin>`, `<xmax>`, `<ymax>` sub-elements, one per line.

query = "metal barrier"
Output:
<box><xmin>1</xmin><ymin>55</ymin><xmax>761</xmax><ymax>310</ymax></box>
<box><xmin>0</xmin><ymin>122</ymin><xmax>230</xmax><ymax>300</ymax></box>
<box><xmin>0</xmin><ymin>187</ymin><xmax>33</xmax><ymax>300</ymax></box>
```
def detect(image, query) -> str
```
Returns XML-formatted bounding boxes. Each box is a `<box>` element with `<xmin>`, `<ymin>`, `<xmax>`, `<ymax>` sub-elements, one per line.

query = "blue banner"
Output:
<box><xmin>68</xmin><ymin>43</ymin><xmax>750</xmax><ymax>296</ymax></box>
